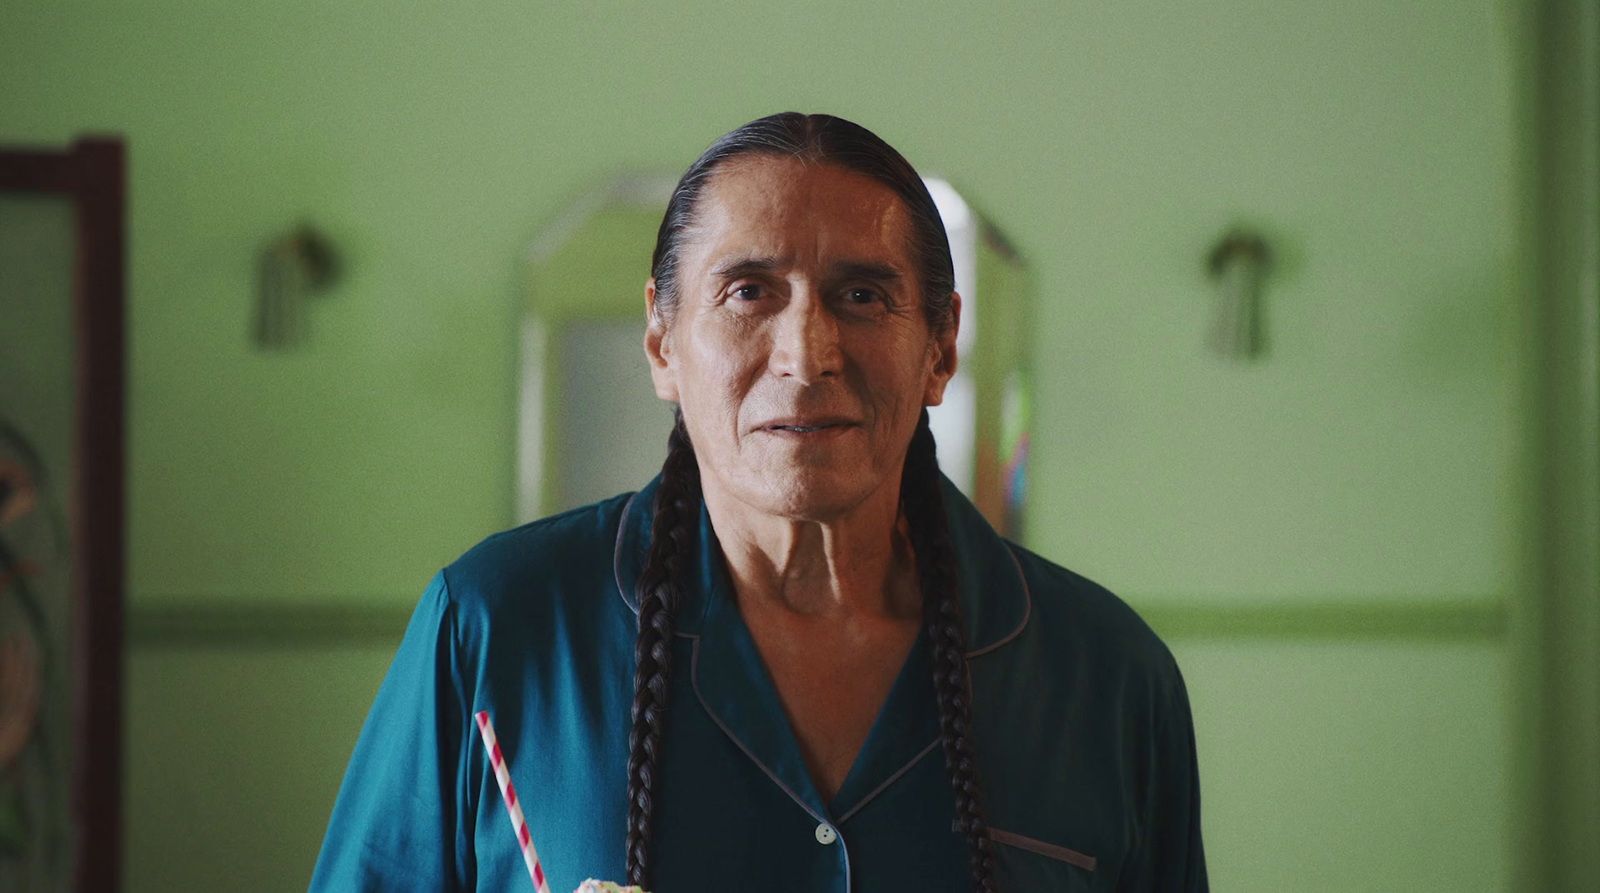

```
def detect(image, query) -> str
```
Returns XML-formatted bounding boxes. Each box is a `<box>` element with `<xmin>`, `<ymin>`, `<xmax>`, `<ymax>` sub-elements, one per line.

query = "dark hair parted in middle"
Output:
<box><xmin>627</xmin><ymin>112</ymin><xmax>997</xmax><ymax>893</ymax></box>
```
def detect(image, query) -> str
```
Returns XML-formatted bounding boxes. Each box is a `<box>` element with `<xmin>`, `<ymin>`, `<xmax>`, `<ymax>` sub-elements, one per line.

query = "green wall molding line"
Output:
<box><xmin>1136</xmin><ymin>599</ymin><xmax>1506</xmax><ymax>641</ymax></box>
<box><xmin>128</xmin><ymin>602</ymin><xmax>415</xmax><ymax>647</ymax></box>
<box><xmin>124</xmin><ymin>597</ymin><xmax>1507</xmax><ymax>647</ymax></box>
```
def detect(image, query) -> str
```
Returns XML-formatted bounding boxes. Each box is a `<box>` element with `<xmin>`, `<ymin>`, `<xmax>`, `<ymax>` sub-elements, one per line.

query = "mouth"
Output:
<box><xmin>758</xmin><ymin>417</ymin><xmax>859</xmax><ymax>435</ymax></box>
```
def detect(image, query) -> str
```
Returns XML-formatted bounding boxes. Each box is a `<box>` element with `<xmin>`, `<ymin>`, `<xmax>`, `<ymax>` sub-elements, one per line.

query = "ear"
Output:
<box><xmin>923</xmin><ymin>292</ymin><xmax>961</xmax><ymax>406</ymax></box>
<box><xmin>643</xmin><ymin>278</ymin><xmax>680</xmax><ymax>402</ymax></box>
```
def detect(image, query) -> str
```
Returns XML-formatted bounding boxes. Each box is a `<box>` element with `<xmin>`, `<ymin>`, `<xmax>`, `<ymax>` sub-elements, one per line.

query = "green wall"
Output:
<box><xmin>0</xmin><ymin>1</ymin><xmax>1532</xmax><ymax>890</ymax></box>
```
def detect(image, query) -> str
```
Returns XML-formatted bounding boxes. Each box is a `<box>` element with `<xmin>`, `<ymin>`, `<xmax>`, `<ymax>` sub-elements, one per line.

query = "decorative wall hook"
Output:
<box><xmin>1206</xmin><ymin>228</ymin><xmax>1271</xmax><ymax>360</ymax></box>
<box><xmin>254</xmin><ymin>224</ymin><xmax>340</xmax><ymax>350</ymax></box>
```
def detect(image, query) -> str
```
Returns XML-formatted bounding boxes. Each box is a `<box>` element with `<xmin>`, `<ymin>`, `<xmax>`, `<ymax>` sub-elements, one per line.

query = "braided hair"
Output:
<box><xmin>625</xmin><ymin>412</ymin><xmax>699</xmax><ymax>883</ymax></box>
<box><xmin>626</xmin><ymin>112</ymin><xmax>996</xmax><ymax>892</ymax></box>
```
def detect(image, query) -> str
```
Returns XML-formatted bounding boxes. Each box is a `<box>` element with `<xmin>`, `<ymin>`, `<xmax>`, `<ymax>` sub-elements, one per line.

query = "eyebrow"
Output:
<box><xmin>711</xmin><ymin>256</ymin><xmax>782</xmax><ymax>280</ymax></box>
<box><xmin>710</xmin><ymin>255</ymin><xmax>904</xmax><ymax>283</ymax></box>
<box><xmin>832</xmin><ymin>260</ymin><xmax>902</xmax><ymax>284</ymax></box>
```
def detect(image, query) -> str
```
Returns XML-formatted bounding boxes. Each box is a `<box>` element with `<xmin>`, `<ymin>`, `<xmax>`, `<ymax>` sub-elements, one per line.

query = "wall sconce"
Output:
<box><xmin>254</xmin><ymin>224</ymin><xmax>339</xmax><ymax>350</ymax></box>
<box><xmin>1206</xmin><ymin>228</ymin><xmax>1271</xmax><ymax>360</ymax></box>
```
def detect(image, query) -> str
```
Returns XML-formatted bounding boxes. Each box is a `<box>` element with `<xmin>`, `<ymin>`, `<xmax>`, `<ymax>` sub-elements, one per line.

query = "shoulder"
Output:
<box><xmin>438</xmin><ymin>491</ymin><xmax>639</xmax><ymax>627</ymax></box>
<box><xmin>1004</xmin><ymin>541</ymin><xmax>1183</xmax><ymax>699</ymax></box>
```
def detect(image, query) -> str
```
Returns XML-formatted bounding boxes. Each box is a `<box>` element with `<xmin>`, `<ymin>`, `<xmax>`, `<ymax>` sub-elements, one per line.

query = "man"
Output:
<box><xmin>311</xmin><ymin>112</ymin><xmax>1207</xmax><ymax>893</ymax></box>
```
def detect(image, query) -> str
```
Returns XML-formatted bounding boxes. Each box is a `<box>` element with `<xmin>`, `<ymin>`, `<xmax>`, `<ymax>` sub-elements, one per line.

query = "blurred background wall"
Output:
<box><xmin>0</xmin><ymin>0</ymin><xmax>1568</xmax><ymax>890</ymax></box>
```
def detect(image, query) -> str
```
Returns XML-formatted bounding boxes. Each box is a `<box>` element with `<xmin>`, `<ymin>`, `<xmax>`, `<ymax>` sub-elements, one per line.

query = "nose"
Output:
<box><xmin>768</xmin><ymin>287</ymin><xmax>842</xmax><ymax>383</ymax></box>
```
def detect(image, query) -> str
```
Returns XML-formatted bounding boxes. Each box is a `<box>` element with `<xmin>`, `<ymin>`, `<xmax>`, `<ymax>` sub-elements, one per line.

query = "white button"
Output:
<box><xmin>814</xmin><ymin>822</ymin><xmax>838</xmax><ymax>845</ymax></box>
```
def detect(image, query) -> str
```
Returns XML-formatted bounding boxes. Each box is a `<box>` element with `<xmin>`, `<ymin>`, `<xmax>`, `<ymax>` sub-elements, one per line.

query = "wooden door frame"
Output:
<box><xmin>0</xmin><ymin>137</ymin><xmax>126</xmax><ymax>893</ymax></box>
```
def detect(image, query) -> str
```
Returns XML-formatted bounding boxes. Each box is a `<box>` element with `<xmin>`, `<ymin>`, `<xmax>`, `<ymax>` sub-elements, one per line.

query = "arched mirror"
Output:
<box><xmin>516</xmin><ymin>174</ymin><xmax>1034</xmax><ymax>539</ymax></box>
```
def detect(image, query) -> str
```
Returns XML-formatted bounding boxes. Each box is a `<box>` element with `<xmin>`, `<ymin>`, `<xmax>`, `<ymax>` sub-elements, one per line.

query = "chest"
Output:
<box><xmin>741</xmin><ymin>609</ymin><xmax>922</xmax><ymax>800</ymax></box>
<box><xmin>480</xmin><ymin>623</ymin><xmax>1128</xmax><ymax>893</ymax></box>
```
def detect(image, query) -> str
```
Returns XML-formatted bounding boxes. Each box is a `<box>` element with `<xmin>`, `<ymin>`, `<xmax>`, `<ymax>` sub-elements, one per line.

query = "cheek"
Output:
<box><xmin>677</xmin><ymin>319</ymin><xmax>764</xmax><ymax>419</ymax></box>
<box><xmin>858</xmin><ymin>336</ymin><xmax>937</xmax><ymax>408</ymax></box>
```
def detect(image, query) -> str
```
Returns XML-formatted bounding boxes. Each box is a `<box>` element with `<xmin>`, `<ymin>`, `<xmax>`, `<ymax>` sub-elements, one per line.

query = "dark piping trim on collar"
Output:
<box><xmin>613</xmin><ymin>491</ymin><xmax>640</xmax><ymax>616</ymax></box>
<box><xmin>689</xmin><ymin>635</ymin><xmax>830</xmax><ymax>827</ymax></box>
<box><xmin>966</xmin><ymin>543</ymin><xmax>1033</xmax><ymax>658</ymax></box>
<box><xmin>613</xmin><ymin>483</ymin><xmax>1033</xmax><ymax>657</ymax></box>
<box><xmin>834</xmin><ymin>738</ymin><xmax>941</xmax><ymax>826</ymax></box>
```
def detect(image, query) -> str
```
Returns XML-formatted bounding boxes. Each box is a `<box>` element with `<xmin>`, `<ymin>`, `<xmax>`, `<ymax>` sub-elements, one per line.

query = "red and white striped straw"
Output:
<box><xmin>475</xmin><ymin>710</ymin><xmax>553</xmax><ymax>893</ymax></box>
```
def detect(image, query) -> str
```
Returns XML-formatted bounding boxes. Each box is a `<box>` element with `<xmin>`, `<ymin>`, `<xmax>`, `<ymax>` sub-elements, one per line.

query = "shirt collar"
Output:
<box><xmin>612</xmin><ymin>473</ymin><xmax>1032</xmax><ymax>654</ymax></box>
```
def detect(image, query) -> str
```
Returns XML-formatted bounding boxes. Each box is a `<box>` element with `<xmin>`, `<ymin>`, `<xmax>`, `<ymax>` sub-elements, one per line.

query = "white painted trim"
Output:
<box><xmin>515</xmin><ymin>314</ymin><xmax>548</xmax><ymax>525</ymax></box>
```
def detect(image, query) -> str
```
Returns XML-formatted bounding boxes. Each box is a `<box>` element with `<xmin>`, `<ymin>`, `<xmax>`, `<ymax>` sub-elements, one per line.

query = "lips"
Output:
<box><xmin>757</xmin><ymin>416</ymin><xmax>859</xmax><ymax>433</ymax></box>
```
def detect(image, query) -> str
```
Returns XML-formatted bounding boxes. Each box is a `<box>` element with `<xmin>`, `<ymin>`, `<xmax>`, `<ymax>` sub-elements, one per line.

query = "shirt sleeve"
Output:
<box><xmin>308</xmin><ymin>570</ymin><xmax>475</xmax><ymax>892</ymax></box>
<box><xmin>1118</xmin><ymin>661</ymin><xmax>1209</xmax><ymax>893</ymax></box>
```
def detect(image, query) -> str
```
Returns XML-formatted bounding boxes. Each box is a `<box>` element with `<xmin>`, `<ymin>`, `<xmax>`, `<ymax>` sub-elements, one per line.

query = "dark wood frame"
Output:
<box><xmin>1525</xmin><ymin>1</ymin><xmax>1600</xmax><ymax>888</ymax></box>
<box><xmin>0</xmin><ymin>137</ymin><xmax>126</xmax><ymax>893</ymax></box>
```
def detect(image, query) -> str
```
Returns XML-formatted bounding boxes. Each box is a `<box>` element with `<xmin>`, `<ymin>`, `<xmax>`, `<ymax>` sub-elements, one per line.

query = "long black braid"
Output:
<box><xmin>625</xmin><ymin>111</ymin><xmax>998</xmax><ymax>891</ymax></box>
<box><xmin>902</xmin><ymin>409</ymin><xmax>999</xmax><ymax>893</ymax></box>
<box><xmin>624</xmin><ymin>413</ymin><xmax>701</xmax><ymax>887</ymax></box>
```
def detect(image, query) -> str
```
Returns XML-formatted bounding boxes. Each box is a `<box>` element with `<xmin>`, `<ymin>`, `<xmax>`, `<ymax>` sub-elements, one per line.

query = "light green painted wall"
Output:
<box><xmin>0</xmin><ymin>1</ymin><xmax>1530</xmax><ymax>891</ymax></box>
<box><xmin>124</xmin><ymin>644</ymin><xmax>395</xmax><ymax>892</ymax></box>
<box><xmin>1176</xmin><ymin>640</ymin><xmax>1509</xmax><ymax>892</ymax></box>
<box><xmin>0</xmin><ymin>0</ymin><xmax>1525</xmax><ymax>604</ymax></box>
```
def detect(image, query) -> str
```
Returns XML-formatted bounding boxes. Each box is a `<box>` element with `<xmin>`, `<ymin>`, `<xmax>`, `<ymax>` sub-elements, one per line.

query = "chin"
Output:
<box><xmin>736</xmin><ymin>464</ymin><xmax>886</xmax><ymax>522</ymax></box>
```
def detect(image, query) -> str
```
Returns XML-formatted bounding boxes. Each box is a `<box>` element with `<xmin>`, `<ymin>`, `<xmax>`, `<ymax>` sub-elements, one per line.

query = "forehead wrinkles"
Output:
<box><xmin>687</xmin><ymin>157</ymin><xmax>913</xmax><ymax>271</ymax></box>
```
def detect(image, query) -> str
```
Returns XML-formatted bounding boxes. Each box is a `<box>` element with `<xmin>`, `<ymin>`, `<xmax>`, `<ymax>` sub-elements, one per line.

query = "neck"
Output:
<box><xmin>700</xmin><ymin>474</ymin><xmax>921</xmax><ymax>622</ymax></box>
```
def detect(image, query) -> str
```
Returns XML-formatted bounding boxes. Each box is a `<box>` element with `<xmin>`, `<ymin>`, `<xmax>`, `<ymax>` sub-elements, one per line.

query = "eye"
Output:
<box><xmin>732</xmin><ymin>283</ymin><xmax>764</xmax><ymax>302</ymax></box>
<box><xmin>844</xmin><ymin>287</ymin><xmax>882</xmax><ymax>305</ymax></box>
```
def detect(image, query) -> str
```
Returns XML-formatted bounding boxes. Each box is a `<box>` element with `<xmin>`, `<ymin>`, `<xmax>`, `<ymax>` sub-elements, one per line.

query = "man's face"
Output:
<box><xmin>644</xmin><ymin>155</ymin><xmax>958</xmax><ymax>522</ymax></box>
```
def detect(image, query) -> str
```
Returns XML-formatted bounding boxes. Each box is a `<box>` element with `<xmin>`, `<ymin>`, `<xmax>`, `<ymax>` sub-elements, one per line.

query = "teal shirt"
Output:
<box><xmin>309</xmin><ymin>476</ymin><xmax>1206</xmax><ymax>892</ymax></box>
